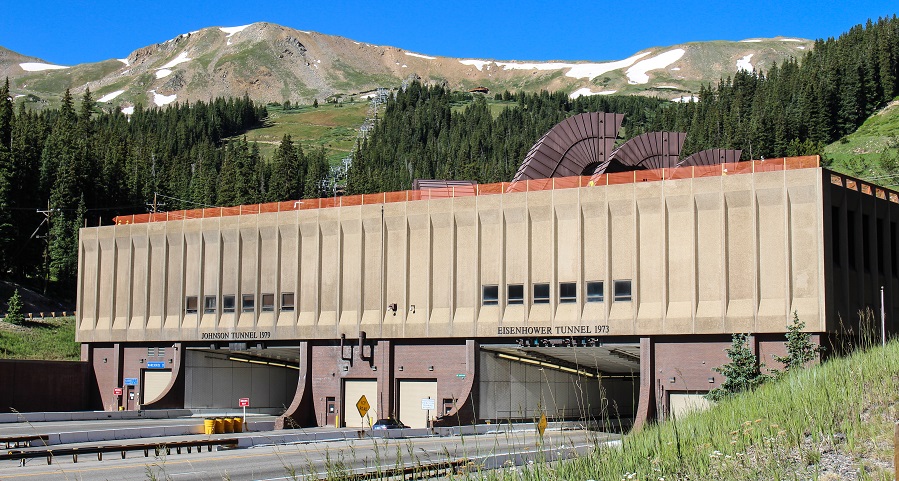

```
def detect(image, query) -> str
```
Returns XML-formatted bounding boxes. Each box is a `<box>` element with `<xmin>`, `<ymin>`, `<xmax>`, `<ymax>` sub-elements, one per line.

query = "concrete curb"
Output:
<box><xmin>25</xmin><ymin>421</ymin><xmax>273</xmax><ymax>446</ymax></box>
<box><xmin>0</xmin><ymin>409</ymin><xmax>193</xmax><ymax>424</ymax></box>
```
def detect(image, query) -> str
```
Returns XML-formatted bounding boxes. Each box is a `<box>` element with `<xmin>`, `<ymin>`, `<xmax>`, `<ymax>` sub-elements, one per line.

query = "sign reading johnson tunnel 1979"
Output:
<box><xmin>497</xmin><ymin>325</ymin><xmax>611</xmax><ymax>335</ymax></box>
<box><xmin>201</xmin><ymin>331</ymin><xmax>272</xmax><ymax>340</ymax></box>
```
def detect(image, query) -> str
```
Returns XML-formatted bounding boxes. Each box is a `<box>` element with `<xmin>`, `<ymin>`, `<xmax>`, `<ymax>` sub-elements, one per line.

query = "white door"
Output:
<box><xmin>669</xmin><ymin>393</ymin><xmax>712</xmax><ymax>419</ymax></box>
<box><xmin>142</xmin><ymin>369</ymin><xmax>172</xmax><ymax>404</ymax></box>
<box><xmin>398</xmin><ymin>380</ymin><xmax>437</xmax><ymax>428</ymax></box>
<box><xmin>343</xmin><ymin>380</ymin><xmax>378</xmax><ymax>428</ymax></box>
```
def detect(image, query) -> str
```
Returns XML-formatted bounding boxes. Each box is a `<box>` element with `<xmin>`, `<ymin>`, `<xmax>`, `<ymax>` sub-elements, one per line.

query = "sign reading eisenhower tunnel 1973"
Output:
<box><xmin>356</xmin><ymin>395</ymin><xmax>370</xmax><ymax>418</ymax></box>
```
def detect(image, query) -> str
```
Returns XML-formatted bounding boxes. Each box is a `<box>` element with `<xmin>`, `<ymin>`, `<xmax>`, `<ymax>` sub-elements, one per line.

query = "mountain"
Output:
<box><xmin>0</xmin><ymin>23</ymin><xmax>812</xmax><ymax>109</ymax></box>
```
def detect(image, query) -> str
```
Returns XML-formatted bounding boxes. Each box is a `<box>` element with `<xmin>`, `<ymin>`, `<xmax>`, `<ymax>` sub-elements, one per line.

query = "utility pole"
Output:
<box><xmin>147</xmin><ymin>192</ymin><xmax>165</xmax><ymax>214</ymax></box>
<box><xmin>36</xmin><ymin>200</ymin><xmax>52</xmax><ymax>295</ymax></box>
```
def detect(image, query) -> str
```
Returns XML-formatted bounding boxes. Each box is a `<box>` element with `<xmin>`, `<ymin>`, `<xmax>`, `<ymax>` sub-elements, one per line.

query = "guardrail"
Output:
<box><xmin>1</xmin><ymin>438</ymin><xmax>238</xmax><ymax>467</ymax></box>
<box><xmin>0</xmin><ymin>435</ymin><xmax>48</xmax><ymax>449</ymax></box>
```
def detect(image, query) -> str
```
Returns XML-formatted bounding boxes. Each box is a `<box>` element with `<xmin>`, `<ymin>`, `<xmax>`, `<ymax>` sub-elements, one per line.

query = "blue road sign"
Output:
<box><xmin>124</xmin><ymin>377</ymin><xmax>138</xmax><ymax>386</ymax></box>
<box><xmin>146</xmin><ymin>361</ymin><xmax>166</xmax><ymax>369</ymax></box>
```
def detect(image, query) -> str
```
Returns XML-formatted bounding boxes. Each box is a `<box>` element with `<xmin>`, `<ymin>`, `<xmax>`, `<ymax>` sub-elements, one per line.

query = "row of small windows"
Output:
<box><xmin>185</xmin><ymin>293</ymin><xmax>295</xmax><ymax>314</ymax></box>
<box><xmin>482</xmin><ymin>281</ymin><xmax>632</xmax><ymax>306</ymax></box>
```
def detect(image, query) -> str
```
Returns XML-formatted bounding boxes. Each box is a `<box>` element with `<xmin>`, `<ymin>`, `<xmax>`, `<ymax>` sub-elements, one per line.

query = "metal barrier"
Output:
<box><xmin>1</xmin><ymin>435</ymin><xmax>49</xmax><ymax>449</ymax></box>
<box><xmin>1</xmin><ymin>438</ymin><xmax>238</xmax><ymax>467</ymax></box>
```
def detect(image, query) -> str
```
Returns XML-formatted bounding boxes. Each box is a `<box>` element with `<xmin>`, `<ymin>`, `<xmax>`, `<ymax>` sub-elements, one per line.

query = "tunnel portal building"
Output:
<box><xmin>77</xmin><ymin>113</ymin><xmax>899</xmax><ymax>429</ymax></box>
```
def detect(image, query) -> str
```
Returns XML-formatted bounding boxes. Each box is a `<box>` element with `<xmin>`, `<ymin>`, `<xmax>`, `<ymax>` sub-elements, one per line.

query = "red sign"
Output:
<box><xmin>114</xmin><ymin>387</ymin><xmax>123</xmax><ymax>396</ymax></box>
<box><xmin>239</xmin><ymin>397</ymin><xmax>250</xmax><ymax>407</ymax></box>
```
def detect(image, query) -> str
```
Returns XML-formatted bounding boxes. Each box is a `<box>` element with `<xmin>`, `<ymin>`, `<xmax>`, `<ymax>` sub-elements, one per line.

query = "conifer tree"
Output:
<box><xmin>5</xmin><ymin>288</ymin><xmax>24</xmax><ymax>326</ymax></box>
<box><xmin>706</xmin><ymin>333</ymin><xmax>770</xmax><ymax>401</ymax></box>
<box><xmin>773</xmin><ymin>312</ymin><xmax>825</xmax><ymax>375</ymax></box>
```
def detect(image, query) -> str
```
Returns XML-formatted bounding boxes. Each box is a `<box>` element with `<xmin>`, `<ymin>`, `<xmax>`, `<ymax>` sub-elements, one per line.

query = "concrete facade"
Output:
<box><xmin>78</xmin><ymin>165</ymin><xmax>830</xmax><ymax>342</ymax></box>
<box><xmin>74</xmin><ymin>160</ymin><xmax>899</xmax><ymax>427</ymax></box>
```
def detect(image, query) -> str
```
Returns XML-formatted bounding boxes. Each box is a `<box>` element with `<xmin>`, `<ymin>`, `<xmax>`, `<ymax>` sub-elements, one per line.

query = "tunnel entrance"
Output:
<box><xmin>478</xmin><ymin>342</ymin><xmax>640</xmax><ymax>427</ymax></box>
<box><xmin>183</xmin><ymin>346</ymin><xmax>300</xmax><ymax>414</ymax></box>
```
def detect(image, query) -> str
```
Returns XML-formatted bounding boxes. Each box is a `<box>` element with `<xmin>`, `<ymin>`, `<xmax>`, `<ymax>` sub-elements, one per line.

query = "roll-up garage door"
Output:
<box><xmin>142</xmin><ymin>369</ymin><xmax>172</xmax><ymax>404</ymax></box>
<box><xmin>669</xmin><ymin>393</ymin><xmax>711</xmax><ymax>419</ymax></box>
<box><xmin>343</xmin><ymin>380</ymin><xmax>378</xmax><ymax>428</ymax></box>
<box><xmin>398</xmin><ymin>380</ymin><xmax>437</xmax><ymax>429</ymax></box>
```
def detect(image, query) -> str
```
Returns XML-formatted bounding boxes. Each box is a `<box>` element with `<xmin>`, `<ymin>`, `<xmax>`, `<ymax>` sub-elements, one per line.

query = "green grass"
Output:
<box><xmin>824</xmin><ymin>99</ymin><xmax>899</xmax><ymax>187</ymax></box>
<box><xmin>242</xmin><ymin>102</ymin><xmax>368</xmax><ymax>162</ymax></box>
<box><xmin>0</xmin><ymin>317</ymin><xmax>80</xmax><ymax>361</ymax></box>
<box><xmin>484</xmin><ymin>335</ymin><xmax>897</xmax><ymax>480</ymax></box>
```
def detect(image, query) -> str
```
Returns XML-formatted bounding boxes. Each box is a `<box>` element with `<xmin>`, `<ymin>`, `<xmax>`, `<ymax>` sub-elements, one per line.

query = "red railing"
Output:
<box><xmin>114</xmin><ymin>156</ymin><xmax>826</xmax><ymax>225</ymax></box>
<box><xmin>830</xmin><ymin>171</ymin><xmax>899</xmax><ymax>203</ymax></box>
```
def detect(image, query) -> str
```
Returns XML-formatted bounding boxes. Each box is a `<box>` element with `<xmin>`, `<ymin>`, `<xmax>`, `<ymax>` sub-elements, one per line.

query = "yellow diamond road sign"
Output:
<box><xmin>537</xmin><ymin>413</ymin><xmax>547</xmax><ymax>436</ymax></box>
<box><xmin>356</xmin><ymin>395</ymin><xmax>370</xmax><ymax>418</ymax></box>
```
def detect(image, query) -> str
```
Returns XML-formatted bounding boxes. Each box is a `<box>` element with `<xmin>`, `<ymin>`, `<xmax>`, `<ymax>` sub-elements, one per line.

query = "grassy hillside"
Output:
<box><xmin>0</xmin><ymin>317</ymin><xmax>80</xmax><ymax>361</ymax></box>
<box><xmin>522</xmin><ymin>339</ymin><xmax>896</xmax><ymax>480</ymax></box>
<box><xmin>824</xmin><ymin>99</ymin><xmax>899</xmax><ymax>188</ymax></box>
<box><xmin>243</xmin><ymin>101</ymin><xmax>368</xmax><ymax>164</ymax></box>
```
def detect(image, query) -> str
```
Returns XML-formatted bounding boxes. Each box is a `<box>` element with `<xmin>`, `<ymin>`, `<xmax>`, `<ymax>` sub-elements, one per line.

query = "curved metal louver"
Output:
<box><xmin>678</xmin><ymin>149</ymin><xmax>743</xmax><ymax>167</ymax></box>
<box><xmin>600</xmin><ymin>131</ymin><xmax>687</xmax><ymax>173</ymax></box>
<box><xmin>512</xmin><ymin>112</ymin><xmax>624</xmax><ymax>182</ymax></box>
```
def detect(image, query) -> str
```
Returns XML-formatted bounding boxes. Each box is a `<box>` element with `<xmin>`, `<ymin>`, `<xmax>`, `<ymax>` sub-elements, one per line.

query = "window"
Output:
<box><xmin>892</xmin><ymin>222</ymin><xmax>898</xmax><ymax>277</ymax></box>
<box><xmin>281</xmin><ymin>292</ymin><xmax>295</xmax><ymax>312</ymax></box>
<box><xmin>204</xmin><ymin>295</ymin><xmax>217</xmax><ymax>314</ymax></box>
<box><xmin>482</xmin><ymin>285</ymin><xmax>498</xmax><ymax>306</ymax></box>
<box><xmin>242</xmin><ymin>294</ymin><xmax>255</xmax><ymax>313</ymax></box>
<box><xmin>863</xmin><ymin>214</ymin><xmax>871</xmax><ymax>272</ymax></box>
<box><xmin>261</xmin><ymin>293</ymin><xmax>275</xmax><ymax>312</ymax></box>
<box><xmin>614</xmin><ymin>280</ymin><xmax>632</xmax><ymax>302</ymax></box>
<box><xmin>507</xmin><ymin>284</ymin><xmax>524</xmax><ymax>305</ymax></box>
<box><xmin>147</xmin><ymin>347</ymin><xmax>156</xmax><ymax>357</ymax></box>
<box><xmin>559</xmin><ymin>282</ymin><xmax>577</xmax><ymax>303</ymax></box>
<box><xmin>877</xmin><ymin>218</ymin><xmax>885</xmax><ymax>274</ymax></box>
<box><xmin>831</xmin><ymin>207</ymin><xmax>841</xmax><ymax>267</ymax></box>
<box><xmin>186</xmin><ymin>296</ymin><xmax>198</xmax><ymax>314</ymax></box>
<box><xmin>222</xmin><ymin>295</ymin><xmax>235</xmax><ymax>313</ymax></box>
<box><xmin>533</xmin><ymin>283</ymin><xmax>550</xmax><ymax>304</ymax></box>
<box><xmin>848</xmin><ymin>210</ymin><xmax>856</xmax><ymax>270</ymax></box>
<box><xmin>586</xmin><ymin>281</ymin><xmax>604</xmax><ymax>303</ymax></box>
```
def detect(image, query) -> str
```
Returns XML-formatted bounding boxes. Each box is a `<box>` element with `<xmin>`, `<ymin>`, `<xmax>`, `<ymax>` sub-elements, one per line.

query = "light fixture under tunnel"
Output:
<box><xmin>496</xmin><ymin>353</ymin><xmax>596</xmax><ymax>378</ymax></box>
<box><xmin>227</xmin><ymin>356</ymin><xmax>300</xmax><ymax>370</ymax></box>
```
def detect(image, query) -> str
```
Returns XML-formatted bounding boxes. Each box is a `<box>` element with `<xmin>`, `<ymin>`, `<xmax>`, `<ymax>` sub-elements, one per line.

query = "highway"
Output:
<box><xmin>0</xmin><ymin>428</ymin><xmax>614</xmax><ymax>480</ymax></box>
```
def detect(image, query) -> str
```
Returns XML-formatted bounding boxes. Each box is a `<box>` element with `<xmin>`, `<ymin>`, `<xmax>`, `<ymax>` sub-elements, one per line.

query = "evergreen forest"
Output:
<box><xmin>0</xmin><ymin>15</ymin><xmax>898</xmax><ymax>302</ymax></box>
<box><xmin>347</xmin><ymin>16</ymin><xmax>899</xmax><ymax>193</ymax></box>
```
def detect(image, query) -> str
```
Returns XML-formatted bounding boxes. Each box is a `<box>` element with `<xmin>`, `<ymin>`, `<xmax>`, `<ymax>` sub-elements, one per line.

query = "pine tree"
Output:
<box><xmin>5</xmin><ymin>288</ymin><xmax>24</xmax><ymax>325</ymax></box>
<box><xmin>267</xmin><ymin>134</ymin><xmax>304</xmax><ymax>201</ymax></box>
<box><xmin>706</xmin><ymin>333</ymin><xmax>770</xmax><ymax>402</ymax></box>
<box><xmin>773</xmin><ymin>311</ymin><xmax>825</xmax><ymax>375</ymax></box>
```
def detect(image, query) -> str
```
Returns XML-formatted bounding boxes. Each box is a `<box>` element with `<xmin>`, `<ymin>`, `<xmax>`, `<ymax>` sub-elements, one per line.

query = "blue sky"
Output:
<box><xmin>1</xmin><ymin>0</ymin><xmax>897</xmax><ymax>65</ymax></box>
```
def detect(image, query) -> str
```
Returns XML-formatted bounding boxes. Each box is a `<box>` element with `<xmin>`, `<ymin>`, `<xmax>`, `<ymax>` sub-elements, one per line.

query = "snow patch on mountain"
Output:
<box><xmin>98</xmin><ymin>90</ymin><xmax>125</xmax><ymax>102</ymax></box>
<box><xmin>626</xmin><ymin>49</ymin><xmax>685</xmax><ymax>84</ymax></box>
<box><xmin>118</xmin><ymin>58</ymin><xmax>130</xmax><ymax>66</ymax></box>
<box><xmin>121</xmin><ymin>106</ymin><xmax>135</xmax><ymax>115</ymax></box>
<box><xmin>461</xmin><ymin>52</ymin><xmax>651</xmax><ymax>80</ymax></box>
<box><xmin>736</xmin><ymin>54</ymin><xmax>754</xmax><ymax>72</ymax></box>
<box><xmin>160</xmin><ymin>52</ymin><xmax>191</xmax><ymax>70</ymax></box>
<box><xmin>564</xmin><ymin>53</ymin><xmax>652</xmax><ymax>79</ymax></box>
<box><xmin>460</xmin><ymin>59</ymin><xmax>491</xmax><ymax>71</ymax></box>
<box><xmin>740</xmin><ymin>39</ymin><xmax>763</xmax><ymax>43</ymax></box>
<box><xmin>672</xmin><ymin>95</ymin><xmax>699</xmax><ymax>103</ymax></box>
<box><xmin>220</xmin><ymin>25</ymin><xmax>251</xmax><ymax>37</ymax></box>
<box><xmin>779</xmin><ymin>38</ymin><xmax>803</xmax><ymax>42</ymax></box>
<box><xmin>156</xmin><ymin>69</ymin><xmax>173</xmax><ymax>79</ymax></box>
<box><xmin>569</xmin><ymin>87</ymin><xmax>617</xmax><ymax>99</ymax></box>
<box><xmin>19</xmin><ymin>62</ymin><xmax>68</xmax><ymax>72</ymax></box>
<box><xmin>405</xmin><ymin>52</ymin><xmax>436</xmax><ymax>60</ymax></box>
<box><xmin>151</xmin><ymin>90</ymin><xmax>177</xmax><ymax>106</ymax></box>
